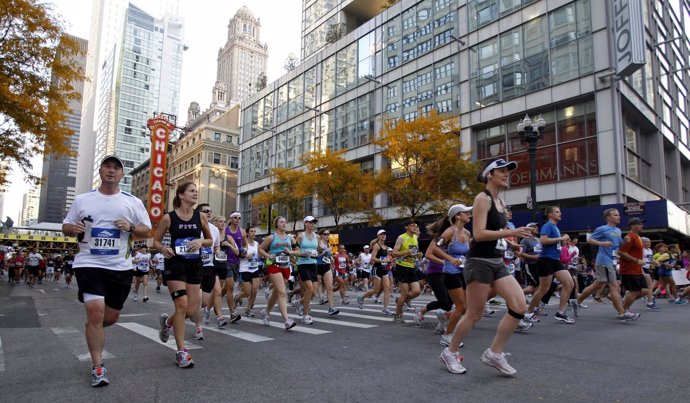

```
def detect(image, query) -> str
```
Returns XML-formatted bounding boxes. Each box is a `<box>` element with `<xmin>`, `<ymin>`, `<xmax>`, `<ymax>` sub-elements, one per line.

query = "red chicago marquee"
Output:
<box><xmin>146</xmin><ymin>115</ymin><xmax>175</xmax><ymax>223</ymax></box>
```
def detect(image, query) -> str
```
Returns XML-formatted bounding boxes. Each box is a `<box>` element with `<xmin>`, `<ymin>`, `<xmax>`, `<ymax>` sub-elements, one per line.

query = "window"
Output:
<box><xmin>229</xmin><ymin>156</ymin><xmax>238</xmax><ymax>169</ymax></box>
<box><xmin>226</xmin><ymin>135</ymin><xmax>233</xmax><ymax>144</ymax></box>
<box><xmin>214</xmin><ymin>132</ymin><xmax>221</xmax><ymax>141</ymax></box>
<box><xmin>213</xmin><ymin>153</ymin><xmax>221</xmax><ymax>164</ymax></box>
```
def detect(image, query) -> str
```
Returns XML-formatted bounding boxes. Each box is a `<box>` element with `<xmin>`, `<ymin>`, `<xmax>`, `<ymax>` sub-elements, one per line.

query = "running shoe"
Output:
<box><xmin>569</xmin><ymin>299</ymin><xmax>579</xmax><ymax>318</ymax></box>
<box><xmin>488</xmin><ymin>299</ymin><xmax>502</xmax><ymax>306</ymax></box>
<box><xmin>515</xmin><ymin>319</ymin><xmax>533</xmax><ymax>332</ymax></box>
<box><xmin>483</xmin><ymin>306</ymin><xmax>495</xmax><ymax>316</ymax></box>
<box><xmin>624</xmin><ymin>312</ymin><xmax>640</xmax><ymax>320</ymax></box>
<box><xmin>554</xmin><ymin>312</ymin><xmax>575</xmax><ymax>324</ymax></box>
<box><xmin>202</xmin><ymin>307</ymin><xmax>210</xmax><ymax>324</ymax></box>
<box><xmin>297</xmin><ymin>304</ymin><xmax>304</xmax><ymax>316</ymax></box>
<box><xmin>593</xmin><ymin>296</ymin><xmax>605</xmax><ymax>303</ymax></box>
<box><xmin>245</xmin><ymin>309</ymin><xmax>255</xmax><ymax>318</ymax></box>
<box><xmin>440</xmin><ymin>348</ymin><xmax>466</xmax><ymax>374</ymax></box>
<box><xmin>480</xmin><ymin>348</ymin><xmax>516</xmax><ymax>376</ymax></box>
<box><xmin>263</xmin><ymin>288</ymin><xmax>270</xmax><ymax>300</ymax></box>
<box><xmin>342</xmin><ymin>296</ymin><xmax>350</xmax><ymax>305</ymax></box>
<box><xmin>578</xmin><ymin>303</ymin><xmax>588</xmax><ymax>309</ymax></box>
<box><xmin>217</xmin><ymin>317</ymin><xmax>228</xmax><ymax>328</ymax></box>
<box><xmin>434</xmin><ymin>322</ymin><xmax>444</xmax><ymax>334</ymax></box>
<box><xmin>156</xmin><ymin>285</ymin><xmax>161</xmax><ymax>293</ymax></box>
<box><xmin>143</xmin><ymin>296</ymin><xmax>149</xmax><ymax>303</ymax></box>
<box><xmin>133</xmin><ymin>295</ymin><xmax>138</xmax><ymax>302</ymax></box>
<box><xmin>413</xmin><ymin>307</ymin><xmax>424</xmax><ymax>326</ymax></box>
<box><xmin>373</xmin><ymin>296</ymin><xmax>379</xmax><ymax>304</ymax></box>
<box><xmin>328</xmin><ymin>307</ymin><xmax>340</xmax><ymax>316</ymax></box>
<box><xmin>382</xmin><ymin>308</ymin><xmax>394</xmax><ymax>316</ymax></box>
<box><xmin>194</xmin><ymin>326</ymin><xmax>205</xmax><ymax>340</ymax></box>
<box><xmin>302</xmin><ymin>315</ymin><xmax>314</xmax><ymax>325</ymax></box>
<box><xmin>393</xmin><ymin>314</ymin><xmax>406</xmax><ymax>323</ymax></box>
<box><xmin>230</xmin><ymin>312</ymin><xmax>241</xmax><ymax>323</ymax></box>
<box><xmin>234</xmin><ymin>293</ymin><xmax>242</xmax><ymax>307</ymax></box>
<box><xmin>676</xmin><ymin>299</ymin><xmax>688</xmax><ymax>305</ymax></box>
<box><xmin>260</xmin><ymin>309</ymin><xmax>270</xmax><ymax>325</ymax></box>
<box><xmin>319</xmin><ymin>297</ymin><xmax>327</xmax><ymax>305</ymax></box>
<box><xmin>159</xmin><ymin>314</ymin><xmax>171</xmax><ymax>343</ymax></box>
<box><xmin>524</xmin><ymin>313</ymin><xmax>540</xmax><ymax>323</ymax></box>
<box><xmin>404</xmin><ymin>301</ymin><xmax>413</xmax><ymax>311</ymax></box>
<box><xmin>356</xmin><ymin>296</ymin><xmax>364</xmax><ymax>309</ymax></box>
<box><xmin>90</xmin><ymin>365</ymin><xmax>109</xmax><ymax>387</ymax></box>
<box><xmin>176</xmin><ymin>349</ymin><xmax>194</xmax><ymax>368</ymax></box>
<box><xmin>439</xmin><ymin>333</ymin><xmax>453</xmax><ymax>346</ymax></box>
<box><xmin>285</xmin><ymin>318</ymin><xmax>297</xmax><ymax>331</ymax></box>
<box><xmin>645</xmin><ymin>302</ymin><xmax>660</xmax><ymax>310</ymax></box>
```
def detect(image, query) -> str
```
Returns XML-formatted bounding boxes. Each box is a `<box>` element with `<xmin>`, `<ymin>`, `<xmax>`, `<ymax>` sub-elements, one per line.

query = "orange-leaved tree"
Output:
<box><xmin>299</xmin><ymin>148</ymin><xmax>380</xmax><ymax>233</ymax></box>
<box><xmin>371</xmin><ymin>111</ymin><xmax>482</xmax><ymax>220</ymax></box>
<box><xmin>251</xmin><ymin>167</ymin><xmax>308</xmax><ymax>231</ymax></box>
<box><xmin>0</xmin><ymin>0</ymin><xmax>86</xmax><ymax>187</ymax></box>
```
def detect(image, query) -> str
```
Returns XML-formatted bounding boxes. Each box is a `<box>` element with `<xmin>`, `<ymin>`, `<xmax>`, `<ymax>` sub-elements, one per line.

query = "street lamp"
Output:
<box><xmin>263</xmin><ymin>185</ymin><xmax>272</xmax><ymax>232</ymax></box>
<box><xmin>517</xmin><ymin>113</ymin><xmax>545</xmax><ymax>222</ymax></box>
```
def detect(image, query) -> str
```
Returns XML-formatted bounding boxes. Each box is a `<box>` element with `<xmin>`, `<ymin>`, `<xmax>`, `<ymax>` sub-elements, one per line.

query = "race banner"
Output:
<box><xmin>146</xmin><ymin>114</ymin><xmax>175</xmax><ymax>223</ymax></box>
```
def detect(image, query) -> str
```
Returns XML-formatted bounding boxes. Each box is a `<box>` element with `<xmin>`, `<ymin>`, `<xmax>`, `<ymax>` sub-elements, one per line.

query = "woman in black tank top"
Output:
<box><xmin>358</xmin><ymin>231</ymin><xmax>393</xmax><ymax>315</ymax></box>
<box><xmin>152</xmin><ymin>182</ymin><xmax>212</xmax><ymax>368</ymax></box>
<box><xmin>439</xmin><ymin>158</ymin><xmax>532</xmax><ymax>377</ymax></box>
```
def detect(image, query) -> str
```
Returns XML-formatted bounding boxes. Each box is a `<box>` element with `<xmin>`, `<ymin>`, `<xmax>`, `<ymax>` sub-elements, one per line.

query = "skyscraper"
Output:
<box><xmin>38</xmin><ymin>34</ymin><xmax>88</xmax><ymax>224</ymax></box>
<box><xmin>20</xmin><ymin>185</ymin><xmax>40</xmax><ymax>227</ymax></box>
<box><xmin>216</xmin><ymin>6</ymin><xmax>268</xmax><ymax>104</ymax></box>
<box><xmin>76</xmin><ymin>0</ymin><xmax>185</xmax><ymax>193</ymax></box>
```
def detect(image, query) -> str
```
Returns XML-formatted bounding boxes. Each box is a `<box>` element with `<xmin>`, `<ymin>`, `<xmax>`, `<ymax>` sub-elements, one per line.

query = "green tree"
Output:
<box><xmin>0</xmin><ymin>0</ymin><xmax>85</xmax><ymax>187</ymax></box>
<box><xmin>372</xmin><ymin>111</ymin><xmax>483</xmax><ymax>220</ymax></box>
<box><xmin>251</xmin><ymin>167</ymin><xmax>308</xmax><ymax>231</ymax></box>
<box><xmin>299</xmin><ymin>148</ymin><xmax>379</xmax><ymax>233</ymax></box>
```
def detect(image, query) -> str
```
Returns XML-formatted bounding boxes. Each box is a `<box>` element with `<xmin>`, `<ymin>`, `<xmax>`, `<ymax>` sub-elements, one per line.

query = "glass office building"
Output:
<box><xmin>239</xmin><ymin>0</ymin><xmax>690</xmax><ymax>237</ymax></box>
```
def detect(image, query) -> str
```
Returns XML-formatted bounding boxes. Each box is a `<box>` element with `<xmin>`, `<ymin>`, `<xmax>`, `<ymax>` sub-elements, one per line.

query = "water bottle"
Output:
<box><xmin>78</xmin><ymin>216</ymin><xmax>93</xmax><ymax>243</ymax></box>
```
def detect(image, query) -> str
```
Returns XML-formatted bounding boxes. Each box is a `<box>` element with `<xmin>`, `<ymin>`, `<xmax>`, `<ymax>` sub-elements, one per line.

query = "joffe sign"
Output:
<box><xmin>611</xmin><ymin>0</ymin><xmax>646</xmax><ymax>77</ymax></box>
<box><xmin>146</xmin><ymin>115</ymin><xmax>175</xmax><ymax>223</ymax></box>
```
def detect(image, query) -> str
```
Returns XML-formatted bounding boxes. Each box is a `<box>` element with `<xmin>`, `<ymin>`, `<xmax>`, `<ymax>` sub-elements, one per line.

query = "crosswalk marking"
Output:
<box><xmin>51</xmin><ymin>327</ymin><xmax>116</xmax><ymax>362</ymax></box>
<box><xmin>120</xmin><ymin>313</ymin><xmax>149</xmax><ymax>317</ymax></box>
<box><xmin>0</xmin><ymin>336</ymin><xmax>5</xmax><ymax>372</ymax></box>
<box><xmin>117</xmin><ymin>322</ymin><xmax>201</xmax><ymax>350</ymax></box>
<box><xmin>269</xmin><ymin>312</ymin><xmax>377</xmax><ymax>329</ymax></box>
<box><xmin>200</xmin><ymin>324</ymin><xmax>273</xmax><ymax>342</ymax></box>
<box><xmin>240</xmin><ymin>316</ymin><xmax>330</xmax><ymax>334</ymax></box>
<box><xmin>307</xmin><ymin>308</ymin><xmax>394</xmax><ymax>322</ymax></box>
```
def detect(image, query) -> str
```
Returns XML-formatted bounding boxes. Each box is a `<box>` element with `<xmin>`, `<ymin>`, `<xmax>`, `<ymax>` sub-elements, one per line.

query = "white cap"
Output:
<box><xmin>101</xmin><ymin>155</ymin><xmax>124</xmax><ymax>169</ymax></box>
<box><xmin>363</xmin><ymin>245</ymin><xmax>370</xmax><ymax>249</ymax></box>
<box><xmin>448</xmin><ymin>204</ymin><xmax>472</xmax><ymax>218</ymax></box>
<box><xmin>303</xmin><ymin>215</ymin><xmax>318</xmax><ymax>223</ymax></box>
<box><xmin>526</xmin><ymin>222</ymin><xmax>538</xmax><ymax>227</ymax></box>
<box><xmin>377</xmin><ymin>229</ymin><xmax>386</xmax><ymax>236</ymax></box>
<box><xmin>479</xmin><ymin>158</ymin><xmax>518</xmax><ymax>180</ymax></box>
<box><xmin>229</xmin><ymin>212</ymin><xmax>242</xmax><ymax>219</ymax></box>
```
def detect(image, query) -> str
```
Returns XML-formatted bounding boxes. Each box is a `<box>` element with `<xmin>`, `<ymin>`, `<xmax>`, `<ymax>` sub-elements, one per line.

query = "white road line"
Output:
<box><xmin>120</xmin><ymin>313</ymin><xmax>149</xmax><ymax>317</ymax></box>
<box><xmin>340</xmin><ymin>305</ymin><xmax>419</xmax><ymax>318</ymax></box>
<box><xmin>240</xmin><ymin>317</ymin><xmax>330</xmax><ymax>334</ymax></box>
<box><xmin>38</xmin><ymin>289</ymin><xmax>45</xmax><ymax>294</ymax></box>
<box><xmin>307</xmin><ymin>308</ymin><xmax>394</xmax><ymax>322</ymax></box>
<box><xmin>51</xmin><ymin>327</ymin><xmax>115</xmax><ymax>362</ymax></box>
<box><xmin>200</xmin><ymin>324</ymin><xmax>273</xmax><ymax>342</ymax></box>
<box><xmin>269</xmin><ymin>312</ymin><xmax>377</xmax><ymax>329</ymax></box>
<box><xmin>0</xmin><ymin>336</ymin><xmax>5</xmax><ymax>371</ymax></box>
<box><xmin>116</xmin><ymin>322</ymin><xmax>201</xmax><ymax>350</ymax></box>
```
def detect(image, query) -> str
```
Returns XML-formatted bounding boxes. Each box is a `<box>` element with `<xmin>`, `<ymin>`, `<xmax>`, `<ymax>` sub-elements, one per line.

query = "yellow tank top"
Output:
<box><xmin>397</xmin><ymin>233</ymin><xmax>419</xmax><ymax>268</ymax></box>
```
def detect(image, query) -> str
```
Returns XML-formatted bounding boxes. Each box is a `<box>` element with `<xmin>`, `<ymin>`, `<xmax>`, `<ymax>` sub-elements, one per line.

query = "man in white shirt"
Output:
<box><xmin>26</xmin><ymin>247</ymin><xmax>43</xmax><ymax>287</ymax></box>
<box><xmin>132</xmin><ymin>246</ymin><xmax>152</xmax><ymax>302</ymax></box>
<box><xmin>62</xmin><ymin>155</ymin><xmax>151</xmax><ymax>387</ymax></box>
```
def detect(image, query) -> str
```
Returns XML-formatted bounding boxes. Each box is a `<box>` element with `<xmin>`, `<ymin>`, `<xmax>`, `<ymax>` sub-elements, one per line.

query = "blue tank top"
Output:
<box><xmin>444</xmin><ymin>237</ymin><xmax>469</xmax><ymax>274</ymax></box>
<box><xmin>297</xmin><ymin>232</ymin><xmax>318</xmax><ymax>265</ymax></box>
<box><xmin>269</xmin><ymin>232</ymin><xmax>292</xmax><ymax>267</ymax></box>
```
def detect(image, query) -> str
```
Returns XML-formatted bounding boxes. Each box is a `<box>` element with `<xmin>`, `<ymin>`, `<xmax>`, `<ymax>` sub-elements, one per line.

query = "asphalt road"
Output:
<box><xmin>0</xmin><ymin>276</ymin><xmax>688</xmax><ymax>403</ymax></box>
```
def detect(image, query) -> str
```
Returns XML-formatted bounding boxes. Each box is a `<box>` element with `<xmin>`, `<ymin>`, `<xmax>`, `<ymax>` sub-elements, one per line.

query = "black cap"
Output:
<box><xmin>628</xmin><ymin>217</ymin><xmax>644</xmax><ymax>226</ymax></box>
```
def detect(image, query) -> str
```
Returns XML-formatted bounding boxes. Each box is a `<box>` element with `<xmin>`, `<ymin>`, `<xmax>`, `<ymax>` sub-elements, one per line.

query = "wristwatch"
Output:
<box><xmin>129</xmin><ymin>224</ymin><xmax>135</xmax><ymax>232</ymax></box>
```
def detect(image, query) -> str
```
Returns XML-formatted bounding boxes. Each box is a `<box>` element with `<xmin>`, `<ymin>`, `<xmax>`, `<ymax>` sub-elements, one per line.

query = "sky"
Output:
<box><xmin>1</xmin><ymin>0</ymin><xmax>302</xmax><ymax>223</ymax></box>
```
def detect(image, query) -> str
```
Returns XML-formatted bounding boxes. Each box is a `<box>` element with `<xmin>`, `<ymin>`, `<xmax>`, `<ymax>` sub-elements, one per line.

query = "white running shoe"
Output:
<box><xmin>480</xmin><ymin>348</ymin><xmax>516</xmax><ymax>376</ymax></box>
<box><xmin>260</xmin><ymin>309</ymin><xmax>270</xmax><ymax>325</ymax></box>
<box><xmin>440</xmin><ymin>347</ymin><xmax>466</xmax><ymax>374</ymax></box>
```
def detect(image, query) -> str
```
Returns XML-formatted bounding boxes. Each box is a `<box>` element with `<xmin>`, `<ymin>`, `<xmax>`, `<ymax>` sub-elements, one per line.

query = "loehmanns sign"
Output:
<box><xmin>611</xmin><ymin>0</ymin><xmax>646</xmax><ymax>77</ymax></box>
<box><xmin>146</xmin><ymin>116</ymin><xmax>175</xmax><ymax>223</ymax></box>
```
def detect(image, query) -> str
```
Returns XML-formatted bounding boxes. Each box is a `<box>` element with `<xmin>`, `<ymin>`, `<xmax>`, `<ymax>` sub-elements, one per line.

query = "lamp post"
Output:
<box><xmin>517</xmin><ymin>114</ymin><xmax>545</xmax><ymax>222</ymax></box>
<box><xmin>263</xmin><ymin>186</ymin><xmax>272</xmax><ymax>232</ymax></box>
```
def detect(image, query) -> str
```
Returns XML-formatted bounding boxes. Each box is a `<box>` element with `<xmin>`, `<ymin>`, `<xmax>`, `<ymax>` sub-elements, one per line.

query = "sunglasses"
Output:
<box><xmin>201</xmin><ymin>209</ymin><xmax>212</xmax><ymax>214</ymax></box>
<box><xmin>322</xmin><ymin>232</ymin><xmax>330</xmax><ymax>236</ymax></box>
<box><xmin>231</xmin><ymin>216</ymin><xmax>241</xmax><ymax>219</ymax></box>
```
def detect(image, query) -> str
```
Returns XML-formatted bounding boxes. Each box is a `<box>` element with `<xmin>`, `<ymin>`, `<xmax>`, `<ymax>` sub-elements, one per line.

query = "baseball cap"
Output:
<box><xmin>229</xmin><ymin>212</ymin><xmax>242</xmax><ymax>219</ymax></box>
<box><xmin>526</xmin><ymin>222</ymin><xmax>538</xmax><ymax>228</ymax></box>
<box><xmin>448</xmin><ymin>204</ymin><xmax>472</xmax><ymax>218</ymax></box>
<box><xmin>303</xmin><ymin>215</ymin><xmax>318</xmax><ymax>223</ymax></box>
<box><xmin>363</xmin><ymin>245</ymin><xmax>370</xmax><ymax>249</ymax></box>
<box><xmin>101</xmin><ymin>155</ymin><xmax>124</xmax><ymax>169</ymax></box>
<box><xmin>477</xmin><ymin>158</ymin><xmax>518</xmax><ymax>182</ymax></box>
<box><xmin>628</xmin><ymin>217</ymin><xmax>644</xmax><ymax>226</ymax></box>
<box><xmin>377</xmin><ymin>229</ymin><xmax>386</xmax><ymax>236</ymax></box>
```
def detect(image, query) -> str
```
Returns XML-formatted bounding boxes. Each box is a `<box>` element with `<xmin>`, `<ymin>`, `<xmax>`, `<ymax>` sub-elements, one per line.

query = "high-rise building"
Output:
<box><xmin>76</xmin><ymin>0</ymin><xmax>185</xmax><ymax>194</ymax></box>
<box><xmin>20</xmin><ymin>185</ymin><xmax>41</xmax><ymax>227</ymax></box>
<box><xmin>240</xmin><ymin>0</ymin><xmax>690</xmax><ymax>242</ymax></box>
<box><xmin>216</xmin><ymin>6</ymin><xmax>269</xmax><ymax>104</ymax></box>
<box><xmin>38</xmin><ymin>34</ymin><xmax>88</xmax><ymax>224</ymax></box>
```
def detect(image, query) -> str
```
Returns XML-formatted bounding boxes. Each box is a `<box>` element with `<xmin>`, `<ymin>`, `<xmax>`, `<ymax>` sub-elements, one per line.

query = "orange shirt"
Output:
<box><xmin>619</xmin><ymin>232</ymin><xmax>643</xmax><ymax>275</ymax></box>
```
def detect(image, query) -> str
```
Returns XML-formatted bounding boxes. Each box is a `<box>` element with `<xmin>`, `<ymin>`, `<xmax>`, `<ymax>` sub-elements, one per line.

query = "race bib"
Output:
<box><xmin>249</xmin><ymin>258</ymin><xmax>259</xmax><ymax>268</ymax></box>
<box><xmin>89</xmin><ymin>228</ymin><xmax>121</xmax><ymax>255</ymax></box>
<box><xmin>339</xmin><ymin>262</ymin><xmax>346</xmax><ymax>269</ymax></box>
<box><xmin>307</xmin><ymin>249</ymin><xmax>318</xmax><ymax>258</ymax></box>
<box><xmin>495</xmin><ymin>239</ymin><xmax>507</xmax><ymax>251</ymax></box>
<box><xmin>215</xmin><ymin>252</ymin><xmax>227</xmax><ymax>261</ymax></box>
<box><xmin>534</xmin><ymin>243</ymin><xmax>543</xmax><ymax>253</ymax></box>
<box><xmin>504</xmin><ymin>250</ymin><xmax>514</xmax><ymax>259</ymax></box>
<box><xmin>275</xmin><ymin>254</ymin><xmax>290</xmax><ymax>266</ymax></box>
<box><xmin>322</xmin><ymin>256</ymin><xmax>331</xmax><ymax>264</ymax></box>
<box><xmin>174</xmin><ymin>238</ymin><xmax>200</xmax><ymax>260</ymax></box>
<box><xmin>201</xmin><ymin>246</ymin><xmax>213</xmax><ymax>266</ymax></box>
<box><xmin>381</xmin><ymin>260</ymin><xmax>389</xmax><ymax>268</ymax></box>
